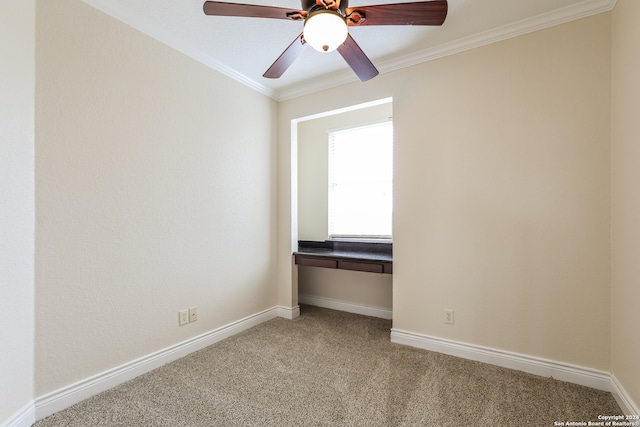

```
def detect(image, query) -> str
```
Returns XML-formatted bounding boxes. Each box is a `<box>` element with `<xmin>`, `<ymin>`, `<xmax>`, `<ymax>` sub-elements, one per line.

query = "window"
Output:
<box><xmin>328</xmin><ymin>120</ymin><xmax>393</xmax><ymax>240</ymax></box>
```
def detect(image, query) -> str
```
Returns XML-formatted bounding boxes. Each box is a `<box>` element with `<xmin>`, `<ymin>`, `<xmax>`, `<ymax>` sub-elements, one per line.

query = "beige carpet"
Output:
<box><xmin>35</xmin><ymin>305</ymin><xmax>621</xmax><ymax>426</ymax></box>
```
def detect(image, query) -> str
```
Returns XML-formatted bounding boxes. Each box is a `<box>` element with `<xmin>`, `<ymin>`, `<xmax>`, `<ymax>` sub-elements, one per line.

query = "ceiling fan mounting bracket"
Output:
<box><xmin>316</xmin><ymin>0</ymin><xmax>341</xmax><ymax>11</ymax></box>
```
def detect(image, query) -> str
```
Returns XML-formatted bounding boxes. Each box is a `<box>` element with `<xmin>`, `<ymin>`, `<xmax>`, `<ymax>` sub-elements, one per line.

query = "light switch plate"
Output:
<box><xmin>179</xmin><ymin>309</ymin><xmax>189</xmax><ymax>326</ymax></box>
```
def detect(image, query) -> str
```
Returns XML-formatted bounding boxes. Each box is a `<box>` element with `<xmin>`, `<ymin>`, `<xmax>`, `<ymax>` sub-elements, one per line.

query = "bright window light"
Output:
<box><xmin>328</xmin><ymin>121</ymin><xmax>393</xmax><ymax>240</ymax></box>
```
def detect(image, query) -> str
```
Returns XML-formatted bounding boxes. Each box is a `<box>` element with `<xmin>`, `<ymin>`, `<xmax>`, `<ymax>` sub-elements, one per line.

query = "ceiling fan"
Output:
<box><xmin>203</xmin><ymin>0</ymin><xmax>448</xmax><ymax>82</ymax></box>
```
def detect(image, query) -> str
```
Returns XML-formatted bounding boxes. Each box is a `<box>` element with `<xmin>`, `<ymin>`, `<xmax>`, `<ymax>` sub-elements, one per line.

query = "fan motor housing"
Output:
<box><xmin>302</xmin><ymin>0</ymin><xmax>349</xmax><ymax>14</ymax></box>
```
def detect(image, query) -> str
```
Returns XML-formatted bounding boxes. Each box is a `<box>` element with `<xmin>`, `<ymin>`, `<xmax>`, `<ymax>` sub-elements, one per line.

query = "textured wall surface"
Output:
<box><xmin>3</xmin><ymin>1</ymin><xmax>638</xmax><ymax>424</ymax></box>
<box><xmin>0</xmin><ymin>0</ymin><xmax>36</xmax><ymax>422</ymax></box>
<box><xmin>391</xmin><ymin>13</ymin><xmax>611</xmax><ymax>370</ymax></box>
<box><xmin>281</xmin><ymin>13</ymin><xmax>612</xmax><ymax>370</ymax></box>
<box><xmin>611</xmin><ymin>0</ymin><xmax>640</xmax><ymax>411</ymax></box>
<box><xmin>35</xmin><ymin>0</ymin><xmax>277</xmax><ymax>396</ymax></box>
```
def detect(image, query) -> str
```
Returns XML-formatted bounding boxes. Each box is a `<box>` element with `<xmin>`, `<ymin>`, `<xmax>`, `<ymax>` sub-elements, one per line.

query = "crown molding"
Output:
<box><xmin>277</xmin><ymin>0</ymin><xmax>616</xmax><ymax>101</ymax></box>
<box><xmin>82</xmin><ymin>0</ymin><xmax>616</xmax><ymax>102</ymax></box>
<box><xmin>81</xmin><ymin>0</ymin><xmax>278</xmax><ymax>100</ymax></box>
<box><xmin>276</xmin><ymin>69</ymin><xmax>361</xmax><ymax>101</ymax></box>
<box><xmin>378</xmin><ymin>0</ymin><xmax>616</xmax><ymax>75</ymax></box>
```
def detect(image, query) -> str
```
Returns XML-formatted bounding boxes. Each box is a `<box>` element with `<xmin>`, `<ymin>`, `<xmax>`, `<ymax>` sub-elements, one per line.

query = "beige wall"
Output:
<box><xmin>299</xmin><ymin>267</ymin><xmax>392</xmax><ymax>312</ymax></box>
<box><xmin>393</xmin><ymin>13</ymin><xmax>611</xmax><ymax>370</ymax></box>
<box><xmin>611</xmin><ymin>0</ymin><xmax>640</xmax><ymax>411</ymax></box>
<box><xmin>281</xmin><ymin>13</ymin><xmax>611</xmax><ymax>370</ymax></box>
<box><xmin>35</xmin><ymin>0</ymin><xmax>277</xmax><ymax>396</ymax></box>
<box><xmin>2</xmin><ymin>1</ymin><xmax>637</xmax><ymax>423</ymax></box>
<box><xmin>0</xmin><ymin>0</ymin><xmax>36</xmax><ymax>422</ymax></box>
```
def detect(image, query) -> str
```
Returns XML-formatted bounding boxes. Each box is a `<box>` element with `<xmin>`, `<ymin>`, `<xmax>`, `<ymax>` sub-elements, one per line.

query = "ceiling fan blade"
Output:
<box><xmin>263</xmin><ymin>33</ymin><xmax>307</xmax><ymax>79</ymax></box>
<box><xmin>345</xmin><ymin>0</ymin><xmax>447</xmax><ymax>26</ymax></box>
<box><xmin>336</xmin><ymin>34</ymin><xmax>379</xmax><ymax>82</ymax></box>
<box><xmin>203</xmin><ymin>1</ymin><xmax>307</xmax><ymax>20</ymax></box>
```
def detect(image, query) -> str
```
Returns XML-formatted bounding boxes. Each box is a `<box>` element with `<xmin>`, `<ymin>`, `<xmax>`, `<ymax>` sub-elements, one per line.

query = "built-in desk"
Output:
<box><xmin>294</xmin><ymin>241</ymin><xmax>392</xmax><ymax>274</ymax></box>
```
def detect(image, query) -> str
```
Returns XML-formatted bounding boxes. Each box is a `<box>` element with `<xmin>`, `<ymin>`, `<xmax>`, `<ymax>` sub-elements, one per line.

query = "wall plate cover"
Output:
<box><xmin>179</xmin><ymin>309</ymin><xmax>189</xmax><ymax>326</ymax></box>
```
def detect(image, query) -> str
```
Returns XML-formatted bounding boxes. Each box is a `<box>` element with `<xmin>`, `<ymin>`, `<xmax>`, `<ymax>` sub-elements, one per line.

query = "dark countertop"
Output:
<box><xmin>294</xmin><ymin>240</ymin><xmax>392</xmax><ymax>263</ymax></box>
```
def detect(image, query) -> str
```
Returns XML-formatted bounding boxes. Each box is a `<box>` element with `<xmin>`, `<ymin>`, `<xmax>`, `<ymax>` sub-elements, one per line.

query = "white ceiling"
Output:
<box><xmin>82</xmin><ymin>0</ymin><xmax>615</xmax><ymax>100</ymax></box>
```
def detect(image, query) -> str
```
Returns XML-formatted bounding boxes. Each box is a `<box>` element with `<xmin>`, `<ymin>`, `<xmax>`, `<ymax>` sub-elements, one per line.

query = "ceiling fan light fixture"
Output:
<box><xmin>303</xmin><ymin>10</ymin><xmax>348</xmax><ymax>53</ymax></box>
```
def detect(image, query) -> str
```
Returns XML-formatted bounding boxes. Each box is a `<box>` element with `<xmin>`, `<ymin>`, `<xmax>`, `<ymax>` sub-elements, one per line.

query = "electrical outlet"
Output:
<box><xmin>179</xmin><ymin>309</ymin><xmax>189</xmax><ymax>326</ymax></box>
<box><xmin>444</xmin><ymin>309</ymin><xmax>454</xmax><ymax>325</ymax></box>
<box><xmin>189</xmin><ymin>307</ymin><xmax>198</xmax><ymax>323</ymax></box>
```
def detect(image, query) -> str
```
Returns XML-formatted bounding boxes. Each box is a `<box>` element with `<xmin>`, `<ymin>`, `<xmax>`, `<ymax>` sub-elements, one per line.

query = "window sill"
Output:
<box><xmin>329</xmin><ymin>236</ymin><xmax>392</xmax><ymax>244</ymax></box>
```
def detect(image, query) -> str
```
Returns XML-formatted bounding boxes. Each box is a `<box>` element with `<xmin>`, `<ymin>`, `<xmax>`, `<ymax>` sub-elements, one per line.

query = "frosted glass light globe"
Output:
<box><xmin>303</xmin><ymin>11</ymin><xmax>348</xmax><ymax>53</ymax></box>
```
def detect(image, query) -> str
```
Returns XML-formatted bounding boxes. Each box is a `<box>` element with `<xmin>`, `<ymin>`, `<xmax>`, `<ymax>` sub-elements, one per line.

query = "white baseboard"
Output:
<box><xmin>277</xmin><ymin>305</ymin><xmax>300</xmax><ymax>320</ymax></box>
<box><xmin>298</xmin><ymin>294</ymin><xmax>392</xmax><ymax>319</ymax></box>
<box><xmin>1</xmin><ymin>401</ymin><xmax>35</xmax><ymax>427</ymax></box>
<box><xmin>34</xmin><ymin>306</ymin><xmax>283</xmax><ymax>421</ymax></box>
<box><xmin>611</xmin><ymin>374</ymin><xmax>640</xmax><ymax>416</ymax></box>
<box><xmin>10</xmin><ymin>306</ymin><xmax>638</xmax><ymax>425</ymax></box>
<box><xmin>391</xmin><ymin>328</ymin><xmax>612</xmax><ymax>392</ymax></box>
